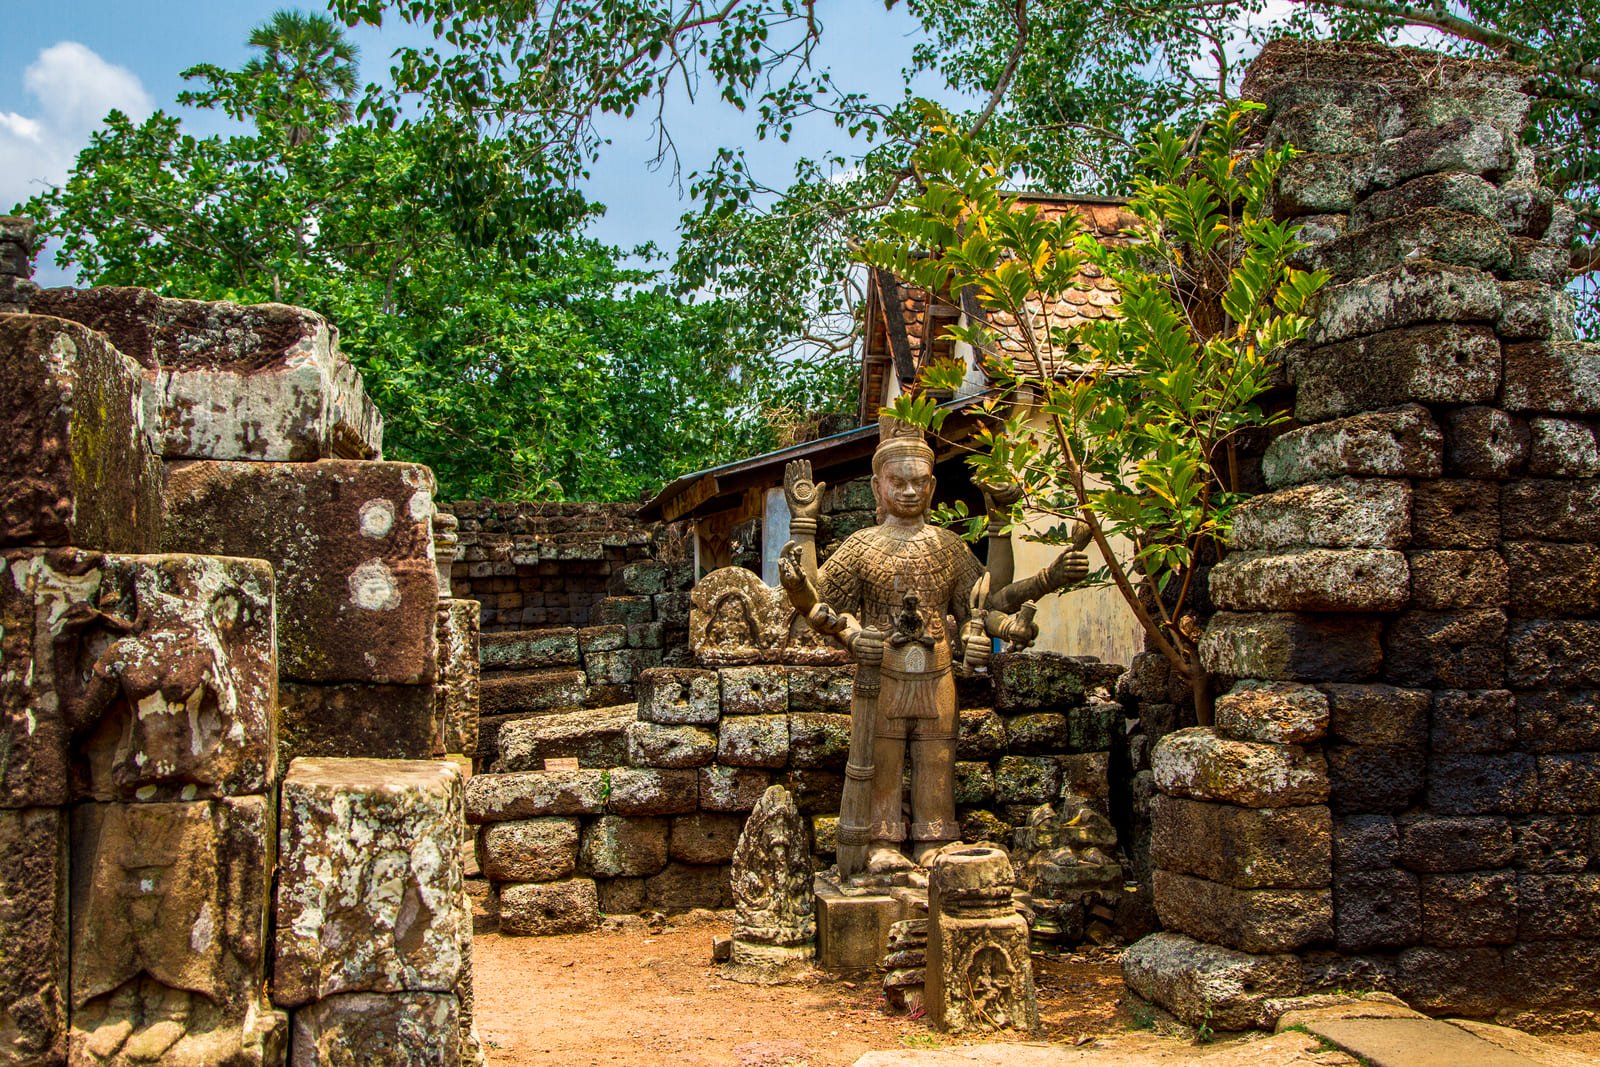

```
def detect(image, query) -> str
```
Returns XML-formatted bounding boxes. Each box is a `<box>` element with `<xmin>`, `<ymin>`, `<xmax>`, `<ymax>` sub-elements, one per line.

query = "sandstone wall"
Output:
<box><xmin>1126</xmin><ymin>39</ymin><xmax>1599</xmax><ymax>1030</ymax></box>
<box><xmin>465</xmin><ymin>652</ymin><xmax>1125</xmax><ymax>932</ymax></box>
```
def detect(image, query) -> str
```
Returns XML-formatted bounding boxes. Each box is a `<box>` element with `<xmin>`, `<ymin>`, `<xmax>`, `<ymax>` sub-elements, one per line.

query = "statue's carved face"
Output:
<box><xmin>873</xmin><ymin>455</ymin><xmax>935</xmax><ymax>521</ymax></box>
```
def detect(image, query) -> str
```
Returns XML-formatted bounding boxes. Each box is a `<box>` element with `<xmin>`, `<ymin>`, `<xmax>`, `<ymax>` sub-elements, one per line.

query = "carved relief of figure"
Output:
<box><xmin>778</xmin><ymin>417</ymin><xmax>1087</xmax><ymax>879</ymax></box>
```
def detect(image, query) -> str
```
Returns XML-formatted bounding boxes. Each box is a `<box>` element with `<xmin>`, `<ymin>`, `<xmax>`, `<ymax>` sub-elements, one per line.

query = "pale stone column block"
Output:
<box><xmin>926</xmin><ymin>846</ymin><xmax>1039</xmax><ymax>1035</ymax></box>
<box><xmin>274</xmin><ymin>758</ymin><xmax>466</xmax><ymax>1008</ymax></box>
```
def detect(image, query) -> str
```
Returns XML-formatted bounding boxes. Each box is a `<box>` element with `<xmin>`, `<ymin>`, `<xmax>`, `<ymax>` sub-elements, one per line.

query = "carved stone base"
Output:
<box><xmin>814</xmin><ymin>874</ymin><xmax>909</xmax><ymax>972</ymax></box>
<box><xmin>926</xmin><ymin>847</ymin><xmax>1040</xmax><ymax>1034</ymax></box>
<box><xmin>722</xmin><ymin>942</ymin><xmax>814</xmax><ymax>985</ymax></box>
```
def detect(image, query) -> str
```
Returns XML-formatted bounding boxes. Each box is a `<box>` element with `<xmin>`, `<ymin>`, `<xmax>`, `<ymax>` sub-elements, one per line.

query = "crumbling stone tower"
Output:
<box><xmin>1127</xmin><ymin>39</ymin><xmax>1598</xmax><ymax>1028</ymax></box>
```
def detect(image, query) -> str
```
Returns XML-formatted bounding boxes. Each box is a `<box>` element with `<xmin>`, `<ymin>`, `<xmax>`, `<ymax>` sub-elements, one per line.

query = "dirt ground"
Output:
<box><xmin>471</xmin><ymin>914</ymin><xmax>1600</xmax><ymax>1067</ymax></box>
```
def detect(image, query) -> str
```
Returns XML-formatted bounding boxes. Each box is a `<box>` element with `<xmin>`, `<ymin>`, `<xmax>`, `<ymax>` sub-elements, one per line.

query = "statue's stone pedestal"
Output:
<box><xmin>814</xmin><ymin>874</ymin><xmax>926</xmax><ymax>971</ymax></box>
<box><xmin>723</xmin><ymin>941</ymin><xmax>813</xmax><ymax>985</ymax></box>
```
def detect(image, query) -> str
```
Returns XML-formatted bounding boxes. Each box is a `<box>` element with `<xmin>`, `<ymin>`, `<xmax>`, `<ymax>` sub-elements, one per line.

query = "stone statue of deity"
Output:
<box><xmin>778</xmin><ymin>417</ymin><xmax>1088</xmax><ymax>880</ymax></box>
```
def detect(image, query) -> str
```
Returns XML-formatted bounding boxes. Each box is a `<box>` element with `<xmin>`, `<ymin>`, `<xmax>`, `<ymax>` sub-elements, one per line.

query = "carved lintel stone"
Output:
<box><xmin>689</xmin><ymin>567</ymin><xmax>847</xmax><ymax>665</ymax></box>
<box><xmin>722</xmin><ymin>786</ymin><xmax>815</xmax><ymax>984</ymax></box>
<box><xmin>926</xmin><ymin>846</ymin><xmax>1039</xmax><ymax>1034</ymax></box>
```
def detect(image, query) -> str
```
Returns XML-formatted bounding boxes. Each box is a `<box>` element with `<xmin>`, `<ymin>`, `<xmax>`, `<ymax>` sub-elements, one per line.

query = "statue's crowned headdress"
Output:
<box><xmin>873</xmin><ymin>414</ymin><xmax>935</xmax><ymax>474</ymax></box>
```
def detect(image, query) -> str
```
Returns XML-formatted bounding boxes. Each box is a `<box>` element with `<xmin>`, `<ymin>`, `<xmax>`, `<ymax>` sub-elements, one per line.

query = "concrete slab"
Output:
<box><xmin>1308</xmin><ymin>1017</ymin><xmax>1540</xmax><ymax>1067</ymax></box>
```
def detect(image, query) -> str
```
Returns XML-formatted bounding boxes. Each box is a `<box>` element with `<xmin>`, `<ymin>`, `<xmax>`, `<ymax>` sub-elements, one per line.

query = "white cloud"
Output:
<box><xmin>1</xmin><ymin>41</ymin><xmax>153</xmax><ymax>213</ymax></box>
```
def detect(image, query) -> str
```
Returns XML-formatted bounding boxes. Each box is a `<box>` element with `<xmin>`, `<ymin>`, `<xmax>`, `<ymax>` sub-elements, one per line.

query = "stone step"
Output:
<box><xmin>480</xmin><ymin>670</ymin><xmax>588</xmax><ymax>715</ymax></box>
<box><xmin>494</xmin><ymin>704</ymin><xmax>637</xmax><ymax>772</ymax></box>
<box><xmin>1305</xmin><ymin>1017</ymin><xmax>1547</xmax><ymax>1067</ymax></box>
<box><xmin>480</xmin><ymin>628</ymin><xmax>582</xmax><ymax>671</ymax></box>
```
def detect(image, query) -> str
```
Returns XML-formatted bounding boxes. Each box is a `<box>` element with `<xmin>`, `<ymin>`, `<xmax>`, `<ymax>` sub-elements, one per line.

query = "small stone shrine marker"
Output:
<box><xmin>926</xmin><ymin>846</ymin><xmax>1039</xmax><ymax>1034</ymax></box>
<box><xmin>721</xmin><ymin>785</ymin><xmax>815</xmax><ymax>984</ymax></box>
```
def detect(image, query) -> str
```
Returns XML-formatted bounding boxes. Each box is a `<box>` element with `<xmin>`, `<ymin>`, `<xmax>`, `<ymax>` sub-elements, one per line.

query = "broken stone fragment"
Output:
<box><xmin>1122</xmin><ymin>930</ymin><xmax>1304</xmax><ymax>1031</ymax></box>
<box><xmin>274</xmin><ymin>758</ymin><xmax>465</xmax><ymax>1008</ymax></box>
<box><xmin>290</xmin><ymin>992</ymin><xmax>459</xmax><ymax>1067</ymax></box>
<box><xmin>1214</xmin><ymin>681</ymin><xmax>1330</xmax><ymax>745</ymax></box>
<box><xmin>33</xmin><ymin>286</ymin><xmax>383</xmax><ymax>462</ymax></box>
<box><xmin>163</xmin><ymin>459</ymin><xmax>439</xmax><ymax>685</ymax></box>
<box><xmin>476</xmin><ymin>818</ymin><xmax>580</xmax><ymax>883</ymax></box>
<box><xmin>497</xmin><ymin>879</ymin><xmax>599</xmax><ymax>936</ymax></box>
<box><xmin>0</xmin><ymin>315</ymin><xmax>160</xmax><ymax>552</ymax></box>
<box><xmin>636</xmin><ymin>667</ymin><xmax>720</xmax><ymax>725</ymax></box>
<box><xmin>0</xmin><ymin>807</ymin><xmax>67</xmax><ymax>1066</ymax></box>
<box><xmin>71</xmin><ymin>796</ymin><xmax>285</xmax><ymax>1066</ymax></box>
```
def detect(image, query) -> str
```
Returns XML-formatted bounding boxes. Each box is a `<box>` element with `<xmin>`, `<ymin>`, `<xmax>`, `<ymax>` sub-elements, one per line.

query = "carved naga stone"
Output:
<box><xmin>778</xmin><ymin>416</ymin><xmax>1088</xmax><ymax>880</ymax></box>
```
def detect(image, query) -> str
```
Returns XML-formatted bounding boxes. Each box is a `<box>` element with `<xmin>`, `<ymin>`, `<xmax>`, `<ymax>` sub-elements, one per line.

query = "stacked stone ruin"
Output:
<box><xmin>1125</xmin><ymin>39</ymin><xmax>1600</xmax><ymax>1029</ymax></box>
<box><xmin>464</xmin><ymin>578</ymin><xmax>1129</xmax><ymax>932</ymax></box>
<box><xmin>1</xmin><ymin>258</ymin><xmax>481</xmax><ymax>1065</ymax></box>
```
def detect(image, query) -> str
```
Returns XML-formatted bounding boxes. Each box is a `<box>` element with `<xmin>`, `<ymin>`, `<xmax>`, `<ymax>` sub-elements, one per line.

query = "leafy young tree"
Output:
<box><xmin>14</xmin><ymin>12</ymin><xmax>790</xmax><ymax>502</ymax></box>
<box><xmin>860</xmin><ymin>105</ymin><xmax>1328</xmax><ymax>719</ymax></box>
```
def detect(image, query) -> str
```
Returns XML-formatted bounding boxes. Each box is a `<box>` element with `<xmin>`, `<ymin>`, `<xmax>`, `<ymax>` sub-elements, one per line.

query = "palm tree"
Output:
<box><xmin>245</xmin><ymin>9</ymin><xmax>360</xmax><ymax>147</ymax></box>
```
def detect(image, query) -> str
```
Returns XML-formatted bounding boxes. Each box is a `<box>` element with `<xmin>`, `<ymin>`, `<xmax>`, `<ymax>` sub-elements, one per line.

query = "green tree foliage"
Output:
<box><xmin>860</xmin><ymin>104</ymin><xmax>1328</xmax><ymax>718</ymax></box>
<box><xmin>15</xmin><ymin>10</ymin><xmax>807</xmax><ymax>502</ymax></box>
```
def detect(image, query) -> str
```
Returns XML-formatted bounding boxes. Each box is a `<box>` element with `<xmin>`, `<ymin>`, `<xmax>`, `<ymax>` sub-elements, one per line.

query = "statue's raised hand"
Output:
<box><xmin>979</xmin><ymin>476</ymin><xmax>1024</xmax><ymax>519</ymax></box>
<box><xmin>783</xmin><ymin>459</ymin><xmax>825</xmax><ymax>523</ymax></box>
<box><xmin>777</xmin><ymin>541</ymin><xmax>809</xmax><ymax>598</ymax></box>
<box><xmin>1045</xmin><ymin>549</ymin><xmax>1090</xmax><ymax>591</ymax></box>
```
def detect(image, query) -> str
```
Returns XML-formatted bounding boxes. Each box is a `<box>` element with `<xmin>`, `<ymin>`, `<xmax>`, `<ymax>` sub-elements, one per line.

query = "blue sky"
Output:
<box><xmin>0</xmin><ymin>1</ymin><xmax>969</xmax><ymax>284</ymax></box>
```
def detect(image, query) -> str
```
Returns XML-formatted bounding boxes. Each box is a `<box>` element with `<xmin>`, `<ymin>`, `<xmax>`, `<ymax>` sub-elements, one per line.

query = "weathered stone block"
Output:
<box><xmin>719</xmin><ymin>666</ymin><xmax>788</xmax><ymax>716</ymax></box>
<box><xmin>0</xmin><ymin>808</ymin><xmax>67</xmax><ymax>1066</ymax></box>
<box><xmin>1513</xmin><ymin>817</ymin><xmax>1592</xmax><ymax>872</ymax></box>
<box><xmin>1507</xmin><ymin>619</ymin><xmax>1600</xmax><ymax>688</ymax></box>
<box><xmin>1334</xmin><ymin>814</ymin><xmax>1398</xmax><ymax>871</ymax></box>
<box><xmin>645</xmin><ymin>862</ymin><xmax>732</xmax><ymax>912</ymax></box>
<box><xmin>577</xmin><ymin>625</ymin><xmax>625</xmax><ymax>654</ymax></box>
<box><xmin>697</xmin><ymin>766</ymin><xmax>771</xmax><ymax>812</ymax></box>
<box><xmin>1515</xmin><ymin>691</ymin><xmax>1600</xmax><ymax>753</ymax></box>
<box><xmin>604</xmin><ymin>768</ymin><xmax>698</xmax><ymax>815</ymax></box>
<box><xmin>1262</xmin><ymin>405</ymin><xmax>1442</xmax><ymax>488</ymax></box>
<box><xmin>1396</xmin><ymin>815</ymin><xmax>1514</xmax><ymax>872</ymax></box>
<box><xmin>290</xmin><ymin>992</ymin><xmax>457</xmax><ymax>1067</ymax></box>
<box><xmin>1200</xmin><ymin>613</ymin><xmax>1382</xmax><ymax>682</ymax></box>
<box><xmin>1002</xmin><ymin>713</ymin><xmax>1069</xmax><ymax>754</ymax></box>
<box><xmin>498</xmin><ymin>879</ymin><xmax>599</xmax><ymax>936</ymax></box>
<box><xmin>1538</xmin><ymin>754</ymin><xmax>1600</xmax><ymax>814</ymax></box>
<box><xmin>72</xmin><ymin>796</ymin><xmax>283</xmax><ymax>1063</ymax></box>
<box><xmin>1431</xmin><ymin>689</ymin><xmax>1516</xmax><ymax>753</ymax></box>
<box><xmin>1154</xmin><ymin>870</ymin><xmax>1331</xmax><ymax>954</ymax></box>
<box><xmin>1412</xmin><ymin>479</ymin><xmax>1500</xmax><ymax>548</ymax></box>
<box><xmin>1310</xmin><ymin>261</ymin><xmax>1501</xmax><ymax>345</ymax></box>
<box><xmin>1326</xmin><ymin>743</ymin><xmax>1425</xmax><ymax>814</ymax></box>
<box><xmin>1153</xmin><ymin>729</ymin><xmax>1329</xmax><ymax>807</ymax></box>
<box><xmin>717</xmin><ymin>715</ymin><xmax>790</xmax><ymax>768</ymax></box>
<box><xmin>1335</xmin><ymin>868</ymin><xmax>1421</xmax><ymax>951</ymax></box>
<box><xmin>479</xmin><ymin>629</ymin><xmax>579</xmax><ymax>670</ymax></box>
<box><xmin>464</xmin><ymin>769</ymin><xmax>604</xmax><ymax>823</ymax></box>
<box><xmin>1503</xmin><ymin>341</ymin><xmax>1600</xmax><ymax>413</ymax></box>
<box><xmin>597</xmin><ymin>877</ymin><xmax>647</xmax><ymax>915</ymax></box>
<box><xmin>479</xmin><ymin>671</ymin><xmax>588</xmax><ymax>715</ymax></box>
<box><xmin>1421</xmin><ymin>871</ymin><xmax>1517</xmax><ymax>947</ymax></box>
<box><xmin>163</xmin><ymin>460</ymin><xmax>438</xmax><ymax>684</ymax></box>
<box><xmin>1406</xmin><ymin>550</ymin><xmax>1508</xmax><ymax>610</ymax></box>
<box><xmin>1272</xmin><ymin>151</ymin><xmax>1369</xmax><ymax>214</ymax></box>
<box><xmin>279</xmin><ymin>682</ymin><xmax>440</xmax><ymax>766</ymax></box>
<box><xmin>0</xmin><ymin>316</ymin><xmax>160</xmax><ymax>552</ymax></box>
<box><xmin>1289</xmin><ymin>324</ymin><xmax>1501</xmax><ymax>422</ymax></box>
<box><xmin>1502</xmin><ymin>479</ymin><xmax>1600</xmax><ymax>542</ymax></box>
<box><xmin>994</xmin><ymin>756</ymin><xmax>1061</xmax><ymax>805</ymax></box>
<box><xmin>494</xmin><ymin>705</ymin><xmax>632</xmax><ymax>771</ymax></box>
<box><xmin>1214</xmin><ymin>682</ymin><xmax>1328</xmax><ymax>745</ymax></box>
<box><xmin>1121</xmin><ymin>931</ymin><xmax>1304</xmax><ymax>1031</ymax></box>
<box><xmin>583</xmin><ymin>648</ymin><xmax>641</xmax><ymax>687</ymax></box>
<box><xmin>593</xmin><ymin>597</ymin><xmax>652</xmax><ymax>626</ymax></box>
<box><xmin>1509</xmin><ymin>238</ymin><xmax>1573</xmax><ymax>285</ymax></box>
<box><xmin>1527</xmin><ymin>419</ymin><xmax>1600</xmax><ymax>477</ymax></box>
<box><xmin>1209</xmin><ymin>547</ymin><xmax>1409</xmax><ymax>613</ymax></box>
<box><xmin>1323</xmin><ymin>683</ymin><xmax>1430</xmax><ymax>746</ymax></box>
<box><xmin>625</xmin><ymin>722</ymin><xmax>717</xmax><ymax>769</ymax></box>
<box><xmin>636</xmin><ymin>668</ymin><xmax>719</xmax><ymax>725</ymax></box>
<box><xmin>1498</xmin><ymin>281</ymin><xmax>1575</xmax><ymax>341</ymax></box>
<box><xmin>1502</xmin><ymin>941</ymin><xmax>1600</xmax><ymax>1009</ymax></box>
<box><xmin>1428</xmin><ymin>752</ymin><xmax>1538</xmax><ymax>815</ymax></box>
<box><xmin>1305</xmin><ymin>210</ymin><xmax>1511</xmax><ymax>285</ymax></box>
<box><xmin>1443</xmin><ymin>406</ymin><xmax>1528</xmax><ymax>477</ymax></box>
<box><xmin>1150</xmin><ymin>795</ymin><xmax>1331</xmax><ymax>889</ymax></box>
<box><xmin>992</xmin><ymin>652</ymin><xmax>1116</xmax><ymax>711</ymax></box>
<box><xmin>778</xmin><ymin>769</ymin><xmax>844</xmax><ymax>816</ymax></box>
<box><xmin>33</xmin><ymin>287</ymin><xmax>382</xmax><ymax>462</ymax></box>
<box><xmin>788</xmin><ymin>712</ymin><xmax>851</xmax><ymax>769</ymax></box>
<box><xmin>669</xmin><ymin>812</ymin><xmax>744</xmax><ymax>865</ymax></box>
<box><xmin>1396</xmin><ymin>946</ymin><xmax>1507</xmax><ymax>1016</ymax></box>
<box><xmin>1385</xmin><ymin>610</ymin><xmax>1505</xmax><ymax>689</ymax></box>
<box><xmin>435</xmin><ymin>599</ymin><xmax>480</xmax><ymax>758</ymax></box>
<box><xmin>952</xmin><ymin>761</ymin><xmax>995</xmax><ymax>805</ymax></box>
<box><xmin>786</xmin><ymin>665</ymin><xmax>854</xmax><ymax>713</ymax></box>
<box><xmin>1372</xmin><ymin>118</ymin><xmax>1520</xmax><ymax>187</ymax></box>
<box><xmin>478</xmin><ymin>818</ymin><xmax>579</xmax><ymax>883</ymax></box>
<box><xmin>957</xmin><ymin>709</ymin><xmax>1006</xmax><ymax>760</ymax></box>
<box><xmin>1516</xmin><ymin>874</ymin><xmax>1600</xmax><ymax>939</ymax></box>
<box><xmin>1</xmin><ymin>550</ymin><xmax>278</xmax><ymax>806</ymax></box>
<box><xmin>1506</xmin><ymin>543</ymin><xmax>1600</xmax><ymax>617</ymax></box>
<box><xmin>1349</xmin><ymin>172</ymin><xmax>1500</xmax><ymax>230</ymax></box>
<box><xmin>578</xmin><ymin>815</ymin><xmax>668</xmax><ymax>877</ymax></box>
<box><xmin>275</xmin><ymin>759</ymin><xmax>463</xmax><ymax>1006</ymax></box>
<box><xmin>1229</xmin><ymin>478</ymin><xmax>1410</xmax><ymax>550</ymax></box>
